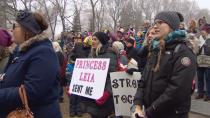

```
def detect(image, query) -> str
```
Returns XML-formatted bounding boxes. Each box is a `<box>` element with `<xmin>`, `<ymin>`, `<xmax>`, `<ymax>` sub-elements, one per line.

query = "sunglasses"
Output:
<box><xmin>12</xmin><ymin>23</ymin><xmax>20</xmax><ymax>30</ymax></box>
<box><xmin>153</xmin><ymin>20</ymin><xmax>166</xmax><ymax>26</ymax></box>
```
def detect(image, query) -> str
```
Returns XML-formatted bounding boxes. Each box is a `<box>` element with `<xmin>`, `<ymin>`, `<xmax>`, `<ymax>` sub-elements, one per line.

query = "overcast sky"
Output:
<box><xmin>16</xmin><ymin>0</ymin><xmax>209</xmax><ymax>34</ymax></box>
<box><xmin>195</xmin><ymin>0</ymin><xmax>210</xmax><ymax>10</ymax></box>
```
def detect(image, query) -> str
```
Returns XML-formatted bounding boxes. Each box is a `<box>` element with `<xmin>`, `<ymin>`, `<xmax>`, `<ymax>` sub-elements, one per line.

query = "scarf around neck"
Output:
<box><xmin>152</xmin><ymin>30</ymin><xmax>187</xmax><ymax>50</ymax></box>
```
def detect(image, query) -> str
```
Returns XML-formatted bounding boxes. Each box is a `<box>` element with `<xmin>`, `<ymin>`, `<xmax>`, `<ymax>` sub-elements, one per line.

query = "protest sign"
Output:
<box><xmin>69</xmin><ymin>58</ymin><xmax>110</xmax><ymax>99</ymax></box>
<box><xmin>197</xmin><ymin>55</ymin><xmax>210</xmax><ymax>67</ymax></box>
<box><xmin>110</xmin><ymin>72</ymin><xmax>141</xmax><ymax>116</ymax></box>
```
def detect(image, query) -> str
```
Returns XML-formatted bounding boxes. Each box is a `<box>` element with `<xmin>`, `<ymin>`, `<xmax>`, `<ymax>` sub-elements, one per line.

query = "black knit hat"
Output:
<box><xmin>155</xmin><ymin>11</ymin><xmax>180</xmax><ymax>30</ymax></box>
<box><xmin>16</xmin><ymin>10</ymin><xmax>42</xmax><ymax>35</ymax></box>
<box><xmin>93</xmin><ymin>32</ymin><xmax>109</xmax><ymax>45</ymax></box>
<box><xmin>126</xmin><ymin>38</ymin><xmax>135</xmax><ymax>46</ymax></box>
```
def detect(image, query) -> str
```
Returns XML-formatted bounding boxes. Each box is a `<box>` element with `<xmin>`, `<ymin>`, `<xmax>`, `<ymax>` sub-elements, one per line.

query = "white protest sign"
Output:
<box><xmin>197</xmin><ymin>55</ymin><xmax>210</xmax><ymax>67</ymax></box>
<box><xmin>69</xmin><ymin>58</ymin><xmax>110</xmax><ymax>99</ymax></box>
<box><xmin>110</xmin><ymin>72</ymin><xmax>141</xmax><ymax>116</ymax></box>
<box><xmin>198</xmin><ymin>35</ymin><xmax>205</xmax><ymax>47</ymax></box>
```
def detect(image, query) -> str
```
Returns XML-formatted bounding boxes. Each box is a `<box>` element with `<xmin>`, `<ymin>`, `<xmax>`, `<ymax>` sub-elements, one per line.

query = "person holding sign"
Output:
<box><xmin>196</xmin><ymin>24</ymin><xmax>210</xmax><ymax>101</ymax></box>
<box><xmin>133</xmin><ymin>11</ymin><xmax>196</xmax><ymax>118</ymax></box>
<box><xmin>82</xmin><ymin>32</ymin><xmax>117</xmax><ymax>118</ymax></box>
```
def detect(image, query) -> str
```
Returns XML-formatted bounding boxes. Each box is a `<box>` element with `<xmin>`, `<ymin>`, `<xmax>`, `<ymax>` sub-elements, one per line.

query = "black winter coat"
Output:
<box><xmin>126</xmin><ymin>46</ymin><xmax>139</xmax><ymax>61</ymax></box>
<box><xmin>72</xmin><ymin>43</ymin><xmax>91</xmax><ymax>58</ymax></box>
<box><xmin>134</xmin><ymin>40</ymin><xmax>196</xmax><ymax>118</ymax></box>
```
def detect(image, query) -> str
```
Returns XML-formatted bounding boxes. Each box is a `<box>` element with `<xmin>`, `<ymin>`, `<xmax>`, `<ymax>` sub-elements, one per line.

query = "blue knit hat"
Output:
<box><xmin>16</xmin><ymin>10</ymin><xmax>42</xmax><ymax>35</ymax></box>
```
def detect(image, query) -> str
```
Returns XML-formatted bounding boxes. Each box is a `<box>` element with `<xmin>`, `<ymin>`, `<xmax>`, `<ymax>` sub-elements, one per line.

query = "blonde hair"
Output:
<box><xmin>112</xmin><ymin>41</ymin><xmax>124</xmax><ymax>53</ymax></box>
<box><xmin>143</xmin><ymin>26</ymin><xmax>154</xmax><ymax>46</ymax></box>
<box><xmin>52</xmin><ymin>42</ymin><xmax>62</xmax><ymax>52</ymax></box>
<box><xmin>91</xmin><ymin>42</ymin><xmax>102</xmax><ymax>57</ymax></box>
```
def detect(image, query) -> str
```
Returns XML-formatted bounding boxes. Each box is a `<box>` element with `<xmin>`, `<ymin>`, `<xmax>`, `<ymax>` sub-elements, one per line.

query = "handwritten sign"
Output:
<box><xmin>69</xmin><ymin>58</ymin><xmax>110</xmax><ymax>99</ymax></box>
<box><xmin>110</xmin><ymin>72</ymin><xmax>141</xmax><ymax>116</ymax></box>
<box><xmin>197</xmin><ymin>55</ymin><xmax>210</xmax><ymax>67</ymax></box>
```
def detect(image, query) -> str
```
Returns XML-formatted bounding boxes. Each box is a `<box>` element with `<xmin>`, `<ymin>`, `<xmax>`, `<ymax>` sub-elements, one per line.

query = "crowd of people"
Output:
<box><xmin>0</xmin><ymin>9</ymin><xmax>210</xmax><ymax>118</ymax></box>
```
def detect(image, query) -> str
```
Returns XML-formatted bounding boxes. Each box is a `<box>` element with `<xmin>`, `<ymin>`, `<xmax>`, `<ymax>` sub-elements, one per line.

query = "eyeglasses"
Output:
<box><xmin>12</xmin><ymin>23</ymin><xmax>20</xmax><ymax>30</ymax></box>
<box><xmin>153</xmin><ymin>20</ymin><xmax>166</xmax><ymax>26</ymax></box>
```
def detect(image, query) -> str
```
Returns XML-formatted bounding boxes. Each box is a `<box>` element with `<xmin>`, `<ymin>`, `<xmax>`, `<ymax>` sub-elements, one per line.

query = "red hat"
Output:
<box><xmin>0</xmin><ymin>28</ymin><xmax>12</xmax><ymax>47</ymax></box>
<box><xmin>201</xmin><ymin>24</ymin><xmax>210</xmax><ymax>33</ymax></box>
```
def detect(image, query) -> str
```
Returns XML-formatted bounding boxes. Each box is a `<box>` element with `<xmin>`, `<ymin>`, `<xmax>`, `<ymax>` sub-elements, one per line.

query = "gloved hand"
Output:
<box><xmin>96</xmin><ymin>90</ymin><xmax>110</xmax><ymax>106</ymax></box>
<box><xmin>145</xmin><ymin>106</ymin><xmax>155</xmax><ymax>118</ymax></box>
<box><xmin>126</xmin><ymin>68</ymin><xmax>138</xmax><ymax>75</ymax></box>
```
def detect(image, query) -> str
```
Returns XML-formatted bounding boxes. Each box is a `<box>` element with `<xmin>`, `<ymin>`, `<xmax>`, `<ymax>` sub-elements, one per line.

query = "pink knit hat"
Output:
<box><xmin>0</xmin><ymin>28</ymin><xmax>12</xmax><ymax>47</ymax></box>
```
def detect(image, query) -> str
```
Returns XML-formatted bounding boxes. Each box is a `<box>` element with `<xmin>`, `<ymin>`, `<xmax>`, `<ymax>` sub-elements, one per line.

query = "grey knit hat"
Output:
<box><xmin>155</xmin><ymin>11</ymin><xmax>180</xmax><ymax>30</ymax></box>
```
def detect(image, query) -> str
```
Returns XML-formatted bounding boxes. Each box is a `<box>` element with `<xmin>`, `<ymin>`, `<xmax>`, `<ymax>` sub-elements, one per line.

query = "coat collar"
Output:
<box><xmin>10</xmin><ymin>32</ymin><xmax>49</xmax><ymax>53</ymax></box>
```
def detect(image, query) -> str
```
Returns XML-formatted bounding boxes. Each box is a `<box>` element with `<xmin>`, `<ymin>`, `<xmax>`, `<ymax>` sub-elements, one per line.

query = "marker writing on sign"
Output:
<box><xmin>75</xmin><ymin>60</ymin><xmax>107</xmax><ymax>70</ymax></box>
<box><xmin>113</xmin><ymin>95</ymin><xmax>134</xmax><ymax>104</ymax></box>
<box><xmin>112</xmin><ymin>78</ymin><xmax>138</xmax><ymax>88</ymax></box>
<box><xmin>85</xmin><ymin>86</ymin><xmax>93</xmax><ymax>96</ymax></box>
<box><xmin>79</xmin><ymin>72</ymin><xmax>95</xmax><ymax>83</ymax></box>
<box><xmin>72</xmin><ymin>84</ymin><xmax>83</xmax><ymax>93</ymax></box>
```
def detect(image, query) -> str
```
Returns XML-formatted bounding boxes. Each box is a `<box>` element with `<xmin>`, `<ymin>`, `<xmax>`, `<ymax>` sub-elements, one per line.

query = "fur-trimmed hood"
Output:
<box><xmin>10</xmin><ymin>33</ymin><xmax>49</xmax><ymax>53</ymax></box>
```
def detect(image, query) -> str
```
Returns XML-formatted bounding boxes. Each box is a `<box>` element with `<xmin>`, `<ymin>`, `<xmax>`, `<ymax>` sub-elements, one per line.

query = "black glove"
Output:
<box><xmin>126</xmin><ymin>68</ymin><xmax>138</xmax><ymax>75</ymax></box>
<box><xmin>145</xmin><ymin>106</ymin><xmax>156</xmax><ymax>118</ymax></box>
<box><xmin>135</xmin><ymin>113</ymin><xmax>143</xmax><ymax>118</ymax></box>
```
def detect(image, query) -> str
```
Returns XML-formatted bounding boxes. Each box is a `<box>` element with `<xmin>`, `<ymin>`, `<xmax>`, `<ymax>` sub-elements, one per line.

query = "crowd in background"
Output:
<box><xmin>0</xmin><ymin>9</ymin><xmax>210</xmax><ymax>118</ymax></box>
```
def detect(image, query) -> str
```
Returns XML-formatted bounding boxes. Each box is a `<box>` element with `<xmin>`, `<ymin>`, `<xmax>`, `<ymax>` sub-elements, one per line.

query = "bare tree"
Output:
<box><xmin>34</xmin><ymin>0</ymin><xmax>59</xmax><ymax>40</ymax></box>
<box><xmin>105</xmin><ymin>0</ymin><xmax>127</xmax><ymax>30</ymax></box>
<box><xmin>95</xmin><ymin>0</ymin><xmax>106</xmax><ymax>31</ymax></box>
<box><xmin>0</xmin><ymin>0</ymin><xmax>7</xmax><ymax>28</ymax></box>
<box><xmin>89</xmin><ymin>0</ymin><xmax>99</xmax><ymax>32</ymax></box>
<box><xmin>71</xmin><ymin>0</ymin><xmax>85</xmax><ymax>32</ymax></box>
<box><xmin>119</xmin><ymin>1</ymin><xmax>135</xmax><ymax>30</ymax></box>
<box><xmin>49</xmin><ymin>0</ymin><xmax>68</xmax><ymax>32</ymax></box>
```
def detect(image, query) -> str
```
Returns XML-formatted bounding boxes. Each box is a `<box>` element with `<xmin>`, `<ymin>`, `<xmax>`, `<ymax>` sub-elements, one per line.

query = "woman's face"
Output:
<box><xmin>12</xmin><ymin>23</ymin><xmax>26</xmax><ymax>44</ymax></box>
<box><xmin>147</xmin><ymin>28</ymin><xmax>156</xmax><ymax>41</ymax></box>
<box><xmin>201</xmin><ymin>30</ymin><xmax>208</xmax><ymax>39</ymax></box>
<box><xmin>137</xmin><ymin>32</ymin><xmax>142</xmax><ymax>37</ymax></box>
<box><xmin>199</xmin><ymin>19</ymin><xmax>205</xmax><ymax>26</ymax></box>
<box><xmin>74</xmin><ymin>38</ymin><xmax>82</xmax><ymax>44</ymax></box>
<box><xmin>179</xmin><ymin>24</ymin><xmax>185</xmax><ymax>29</ymax></box>
<box><xmin>92</xmin><ymin>36</ymin><xmax>100</xmax><ymax>49</ymax></box>
<box><xmin>153</xmin><ymin>20</ymin><xmax>171</xmax><ymax>39</ymax></box>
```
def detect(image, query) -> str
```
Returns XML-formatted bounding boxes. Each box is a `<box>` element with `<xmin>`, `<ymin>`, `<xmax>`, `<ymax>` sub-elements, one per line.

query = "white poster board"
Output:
<box><xmin>198</xmin><ymin>35</ymin><xmax>205</xmax><ymax>47</ymax></box>
<box><xmin>69</xmin><ymin>58</ymin><xmax>110</xmax><ymax>99</ymax></box>
<box><xmin>197</xmin><ymin>55</ymin><xmax>210</xmax><ymax>67</ymax></box>
<box><xmin>110</xmin><ymin>72</ymin><xmax>141</xmax><ymax>116</ymax></box>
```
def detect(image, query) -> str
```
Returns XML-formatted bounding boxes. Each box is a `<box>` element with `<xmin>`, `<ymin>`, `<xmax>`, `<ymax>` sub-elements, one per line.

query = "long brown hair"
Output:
<box><xmin>147</xmin><ymin>38</ymin><xmax>166</xmax><ymax>72</ymax></box>
<box><xmin>0</xmin><ymin>47</ymin><xmax>9</xmax><ymax>61</ymax></box>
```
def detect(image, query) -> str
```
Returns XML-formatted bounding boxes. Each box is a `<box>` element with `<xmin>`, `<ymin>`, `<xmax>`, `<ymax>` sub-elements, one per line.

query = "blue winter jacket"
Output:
<box><xmin>0</xmin><ymin>33</ymin><xmax>62</xmax><ymax>118</ymax></box>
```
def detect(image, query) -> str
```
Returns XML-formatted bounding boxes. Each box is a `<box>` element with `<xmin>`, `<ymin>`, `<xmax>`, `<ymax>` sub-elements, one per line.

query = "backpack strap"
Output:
<box><xmin>174</xmin><ymin>44</ymin><xmax>182</xmax><ymax>55</ymax></box>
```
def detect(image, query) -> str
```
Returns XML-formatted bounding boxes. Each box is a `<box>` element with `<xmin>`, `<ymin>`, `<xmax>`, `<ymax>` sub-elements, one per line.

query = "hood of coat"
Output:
<box><xmin>10</xmin><ymin>32</ymin><xmax>49</xmax><ymax>53</ymax></box>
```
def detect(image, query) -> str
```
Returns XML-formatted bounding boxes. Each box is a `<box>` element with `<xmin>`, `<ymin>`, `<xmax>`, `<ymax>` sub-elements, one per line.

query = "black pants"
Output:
<box><xmin>69</xmin><ymin>94</ymin><xmax>82</xmax><ymax>114</ymax></box>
